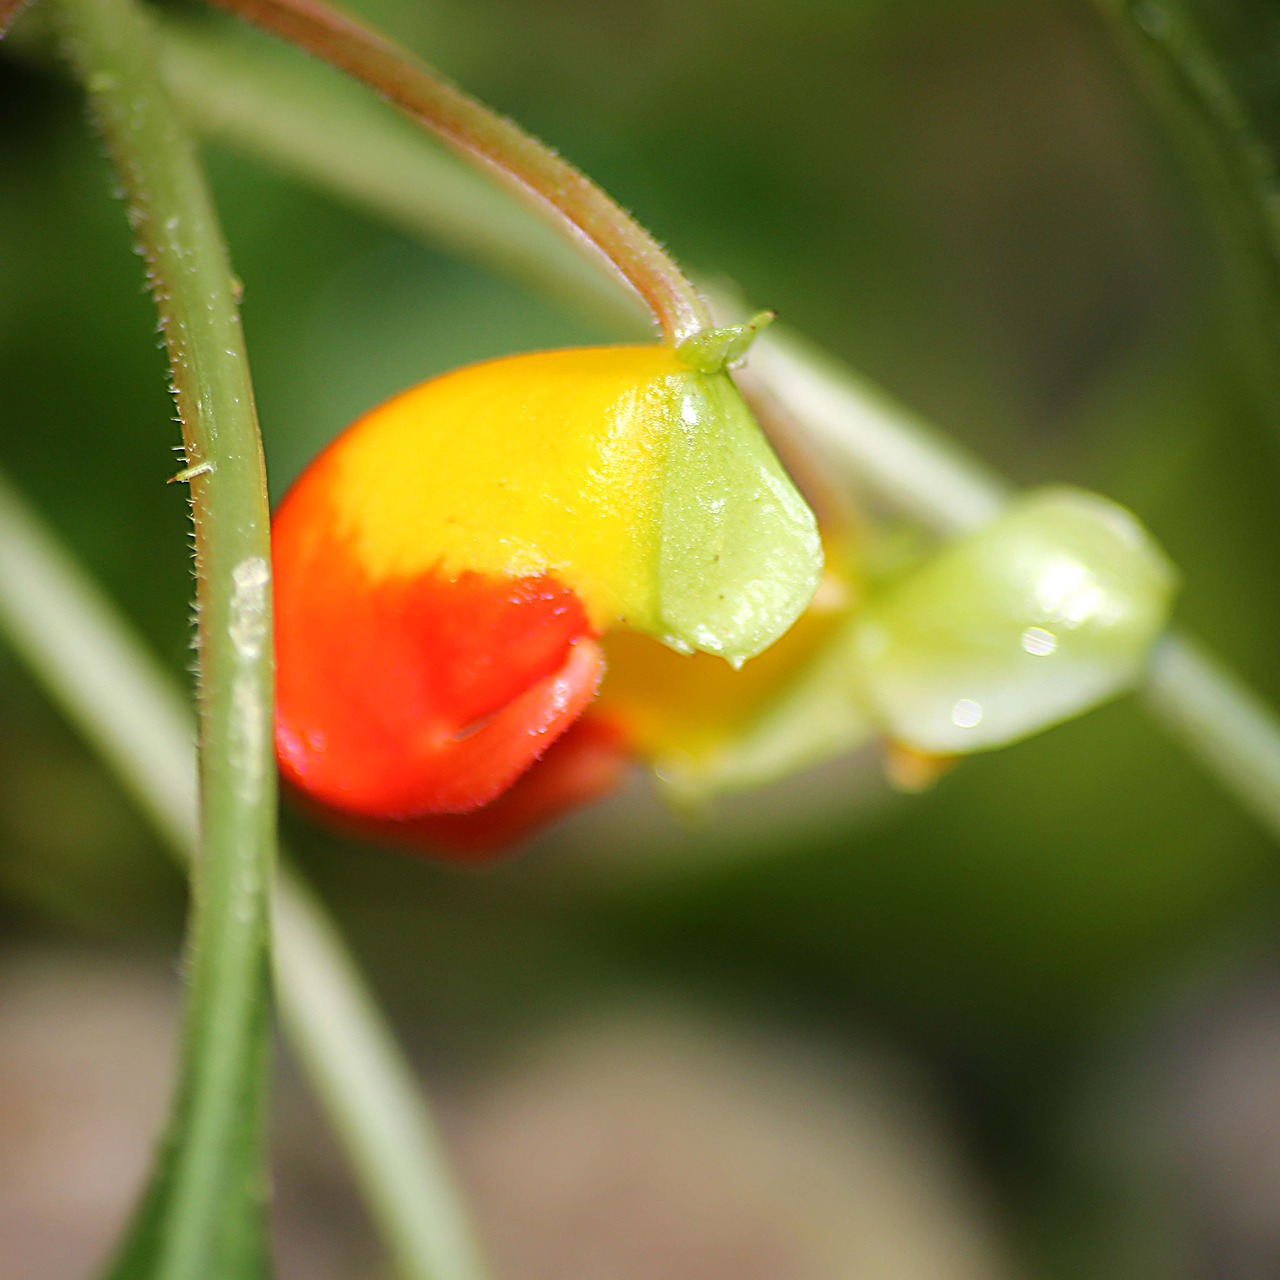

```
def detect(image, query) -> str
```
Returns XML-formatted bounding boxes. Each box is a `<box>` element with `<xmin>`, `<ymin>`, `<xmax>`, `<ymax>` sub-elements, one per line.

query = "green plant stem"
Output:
<box><xmin>203</xmin><ymin>0</ymin><xmax>709</xmax><ymax>345</ymax></box>
<box><xmin>58</xmin><ymin>0</ymin><xmax>277</xmax><ymax>1273</ymax></box>
<box><xmin>0</xmin><ymin>469</ymin><xmax>491</xmax><ymax>1280</ymax></box>
<box><xmin>153</xmin><ymin>16</ymin><xmax>1280</xmax><ymax>853</ymax></box>
<box><xmin>1144</xmin><ymin>632</ymin><xmax>1280</xmax><ymax>838</ymax></box>
<box><xmin>741</xmin><ymin>328</ymin><xmax>1011</xmax><ymax>535</ymax></box>
<box><xmin>273</xmin><ymin>880</ymin><xmax>490</xmax><ymax>1280</ymax></box>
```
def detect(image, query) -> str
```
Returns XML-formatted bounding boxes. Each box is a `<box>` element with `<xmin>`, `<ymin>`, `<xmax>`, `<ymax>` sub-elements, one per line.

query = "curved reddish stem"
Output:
<box><xmin>205</xmin><ymin>0</ymin><xmax>712</xmax><ymax>344</ymax></box>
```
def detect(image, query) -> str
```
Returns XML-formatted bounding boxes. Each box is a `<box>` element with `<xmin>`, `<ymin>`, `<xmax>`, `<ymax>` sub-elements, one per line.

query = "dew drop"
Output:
<box><xmin>951</xmin><ymin>698</ymin><xmax>983</xmax><ymax>729</ymax></box>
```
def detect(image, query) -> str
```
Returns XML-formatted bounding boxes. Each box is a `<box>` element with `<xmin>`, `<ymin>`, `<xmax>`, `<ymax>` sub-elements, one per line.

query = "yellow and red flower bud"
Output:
<box><xmin>272</xmin><ymin>343</ymin><xmax>823</xmax><ymax>854</ymax></box>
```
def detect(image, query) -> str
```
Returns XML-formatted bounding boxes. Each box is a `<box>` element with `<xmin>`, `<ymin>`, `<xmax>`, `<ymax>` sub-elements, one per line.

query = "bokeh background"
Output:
<box><xmin>4</xmin><ymin>0</ymin><xmax>1280</xmax><ymax>1275</ymax></box>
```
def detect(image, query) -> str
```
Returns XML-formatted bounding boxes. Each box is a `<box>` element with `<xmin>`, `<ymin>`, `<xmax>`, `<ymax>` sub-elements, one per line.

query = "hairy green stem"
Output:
<box><xmin>153</xmin><ymin>16</ymin><xmax>1280</xmax><ymax>852</ymax></box>
<box><xmin>203</xmin><ymin>0</ymin><xmax>709</xmax><ymax>344</ymax></box>
<box><xmin>57</xmin><ymin>0</ymin><xmax>276</xmax><ymax>1273</ymax></box>
<box><xmin>0</xmin><ymin>469</ymin><xmax>491</xmax><ymax>1280</ymax></box>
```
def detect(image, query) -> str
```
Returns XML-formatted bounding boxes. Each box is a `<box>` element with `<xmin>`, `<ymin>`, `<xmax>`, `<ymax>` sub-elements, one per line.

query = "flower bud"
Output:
<box><xmin>852</xmin><ymin>487</ymin><xmax>1177</xmax><ymax>754</ymax></box>
<box><xmin>272</xmin><ymin>344</ymin><xmax>821</xmax><ymax>843</ymax></box>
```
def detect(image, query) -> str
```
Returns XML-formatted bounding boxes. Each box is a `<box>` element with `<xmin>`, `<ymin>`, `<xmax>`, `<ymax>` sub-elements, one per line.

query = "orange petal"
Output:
<box><xmin>274</xmin><ymin>477</ymin><xmax>606</xmax><ymax>817</ymax></box>
<box><xmin>361</xmin><ymin>715</ymin><xmax>632</xmax><ymax>860</ymax></box>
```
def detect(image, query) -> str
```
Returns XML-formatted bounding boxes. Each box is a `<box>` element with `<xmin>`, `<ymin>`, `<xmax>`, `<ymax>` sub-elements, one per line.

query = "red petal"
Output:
<box><xmin>299</xmin><ymin>713</ymin><xmax>632</xmax><ymax>861</ymax></box>
<box><xmin>274</xmin><ymin>495</ymin><xmax>605</xmax><ymax>819</ymax></box>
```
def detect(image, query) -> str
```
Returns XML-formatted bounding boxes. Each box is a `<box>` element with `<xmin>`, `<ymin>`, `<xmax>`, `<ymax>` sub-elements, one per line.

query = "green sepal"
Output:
<box><xmin>675</xmin><ymin>311</ymin><xmax>775</xmax><ymax>373</ymax></box>
<box><xmin>652</xmin><ymin>369</ymin><xmax>823</xmax><ymax>666</ymax></box>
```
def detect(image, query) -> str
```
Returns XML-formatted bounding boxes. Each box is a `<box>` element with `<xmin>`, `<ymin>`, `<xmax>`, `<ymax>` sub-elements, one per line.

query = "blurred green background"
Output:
<box><xmin>5</xmin><ymin>0</ymin><xmax>1280</xmax><ymax>1275</ymax></box>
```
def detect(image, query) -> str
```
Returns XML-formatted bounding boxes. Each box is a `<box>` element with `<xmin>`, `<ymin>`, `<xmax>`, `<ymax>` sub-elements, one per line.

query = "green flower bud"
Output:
<box><xmin>853</xmin><ymin>487</ymin><xmax>1178</xmax><ymax>753</ymax></box>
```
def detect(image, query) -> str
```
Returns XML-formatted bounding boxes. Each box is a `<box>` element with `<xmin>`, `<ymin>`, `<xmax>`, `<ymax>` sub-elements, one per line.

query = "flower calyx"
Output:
<box><xmin>675</xmin><ymin>310</ymin><xmax>775</xmax><ymax>375</ymax></box>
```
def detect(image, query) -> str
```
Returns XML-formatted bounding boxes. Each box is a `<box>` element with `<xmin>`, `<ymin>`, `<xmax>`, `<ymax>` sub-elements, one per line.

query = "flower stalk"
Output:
<box><xmin>204</xmin><ymin>0</ymin><xmax>711</xmax><ymax>344</ymax></box>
